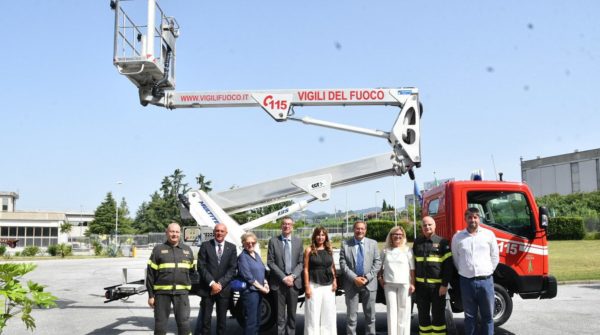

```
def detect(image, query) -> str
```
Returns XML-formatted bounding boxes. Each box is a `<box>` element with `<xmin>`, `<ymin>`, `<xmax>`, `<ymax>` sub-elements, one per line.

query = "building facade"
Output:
<box><xmin>0</xmin><ymin>192</ymin><xmax>94</xmax><ymax>251</ymax></box>
<box><xmin>521</xmin><ymin>148</ymin><xmax>600</xmax><ymax>197</ymax></box>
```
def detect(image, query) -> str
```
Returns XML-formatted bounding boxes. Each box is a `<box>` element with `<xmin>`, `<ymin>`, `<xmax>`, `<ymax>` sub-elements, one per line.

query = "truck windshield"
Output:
<box><xmin>467</xmin><ymin>191</ymin><xmax>534</xmax><ymax>238</ymax></box>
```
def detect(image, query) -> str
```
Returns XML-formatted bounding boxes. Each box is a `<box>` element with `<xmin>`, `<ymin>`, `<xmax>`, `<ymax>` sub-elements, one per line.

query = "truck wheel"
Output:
<box><xmin>232</xmin><ymin>292</ymin><xmax>277</xmax><ymax>333</ymax></box>
<box><xmin>493</xmin><ymin>284</ymin><xmax>512</xmax><ymax>327</ymax></box>
<box><xmin>445</xmin><ymin>298</ymin><xmax>458</xmax><ymax>335</ymax></box>
<box><xmin>259</xmin><ymin>292</ymin><xmax>277</xmax><ymax>333</ymax></box>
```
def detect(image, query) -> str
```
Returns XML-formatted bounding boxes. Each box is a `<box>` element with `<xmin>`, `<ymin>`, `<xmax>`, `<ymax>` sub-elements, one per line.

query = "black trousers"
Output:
<box><xmin>195</xmin><ymin>294</ymin><xmax>229</xmax><ymax>335</ymax></box>
<box><xmin>154</xmin><ymin>294</ymin><xmax>191</xmax><ymax>335</ymax></box>
<box><xmin>416</xmin><ymin>284</ymin><xmax>447</xmax><ymax>335</ymax></box>
<box><xmin>274</xmin><ymin>285</ymin><xmax>299</xmax><ymax>335</ymax></box>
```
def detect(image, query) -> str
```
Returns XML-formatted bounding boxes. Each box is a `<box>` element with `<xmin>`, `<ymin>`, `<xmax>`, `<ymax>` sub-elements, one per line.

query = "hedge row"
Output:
<box><xmin>365</xmin><ymin>220</ymin><xmax>414</xmax><ymax>242</ymax></box>
<box><xmin>548</xmin><ymin>217</ymin><xmax>585</xmax><ymax>240</ymax></box>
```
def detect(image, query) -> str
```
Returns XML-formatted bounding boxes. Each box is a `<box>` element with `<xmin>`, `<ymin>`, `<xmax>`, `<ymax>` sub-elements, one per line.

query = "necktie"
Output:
<box><xmin>217</xmin><ymin>243</ymin><xmax>223</xmax><ymax>264</ymax></box>
<box><xmin>284</xmin><ymin>238</ymin><xmax>292</xmax><ymax>274</ymax></box>
<box><xmin>356</xmin><ymin>241</ymin><xmax>364</xmax><ymax>276</ymax></box>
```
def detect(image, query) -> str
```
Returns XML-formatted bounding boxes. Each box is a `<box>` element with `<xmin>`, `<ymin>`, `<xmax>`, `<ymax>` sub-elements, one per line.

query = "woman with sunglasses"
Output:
<box><xmin>237</xmin><ymin>232</ymin><xmax>269</xmax><ymax>335</ymax></box>
<box><xmin>377</xmin><ymin>226</ymin><xmax>415</xmax><ymax>335</ymax></box>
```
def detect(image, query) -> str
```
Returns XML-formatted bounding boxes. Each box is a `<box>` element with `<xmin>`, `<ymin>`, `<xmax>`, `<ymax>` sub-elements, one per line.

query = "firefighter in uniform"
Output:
<box><xmin>413</xmin><ymin>216</ymin><xmax>454</xmax><ymax>335</ymax></box>
<box><xmin>147</xmin><ymin>222</ymin><xmax>195</xmax><ymax>335</ymax></box>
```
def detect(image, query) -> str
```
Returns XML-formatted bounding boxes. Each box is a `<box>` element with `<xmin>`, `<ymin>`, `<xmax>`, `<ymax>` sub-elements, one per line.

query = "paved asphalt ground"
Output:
<box><xmin>3</xmin><ymin>251</ymin><xmax>600</xmax><ymax>334</ymax></box>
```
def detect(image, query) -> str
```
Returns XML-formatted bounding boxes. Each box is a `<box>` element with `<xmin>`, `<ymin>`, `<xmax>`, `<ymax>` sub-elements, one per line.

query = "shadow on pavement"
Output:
<box><xmin>86</xmin><ymin>316</ymin><xmax>154</xmax><ymax>334</ymax></box>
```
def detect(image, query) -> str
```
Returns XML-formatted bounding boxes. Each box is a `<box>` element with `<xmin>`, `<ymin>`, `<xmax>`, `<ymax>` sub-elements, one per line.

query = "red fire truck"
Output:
<box><xmin>421</xmin><ymin>178</ymin><xmax>558</xmax><ymax>326</ymax></box>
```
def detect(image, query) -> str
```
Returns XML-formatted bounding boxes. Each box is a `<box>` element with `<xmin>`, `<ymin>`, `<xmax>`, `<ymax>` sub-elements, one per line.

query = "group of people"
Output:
<box><xmin>146</xmin><ymin>207</ymin><xmax>499</xmax><ymax>335</ymax></box>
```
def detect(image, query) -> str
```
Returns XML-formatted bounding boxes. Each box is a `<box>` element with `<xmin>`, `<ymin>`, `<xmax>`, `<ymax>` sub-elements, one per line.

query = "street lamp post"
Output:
<box><xmin>375</xmin><ymin>190</ymin><xmax>380</xmax><ymax>219</ymax></box>
<box><xmin>115</xmin><ymin>181</ymin><xmax>123</xmax><ymax>244</ymax></box>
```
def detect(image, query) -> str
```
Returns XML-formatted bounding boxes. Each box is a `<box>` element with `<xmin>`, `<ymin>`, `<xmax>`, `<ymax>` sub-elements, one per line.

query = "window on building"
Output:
<box><xmin>17</xmin><ymin>227</ymin><xmax>25</xmax><ymax>236</ymax></box>
<box><xmin>27</xmin><ymin>227</ymin><xmax>34</xmax><ymax>236</ymax></box>
<box><xmin>571</xmin><ymin>162</ymin><xmax>580</xmax><ymax>193</ymax></box>
<box><xmin>51</xmin><ymin>227</ymin><xmax>58</xmax><ymax>237</ymax></box>
<box><xmin>0</xmin><ymin>226</ymin><xmax>7</xmax><ymax>236</ymax></box>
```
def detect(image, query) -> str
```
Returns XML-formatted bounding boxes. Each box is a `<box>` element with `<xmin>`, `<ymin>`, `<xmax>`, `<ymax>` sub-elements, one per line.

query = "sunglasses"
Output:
<box><xmin>392</xmin><ymin>234</ymin><xmax>404</xmax><ymax>237</ymax></box>
<box><xmin>245</xmin><ymin>241</ymin><xmax>257</xmax><ymax>246</ymax></box>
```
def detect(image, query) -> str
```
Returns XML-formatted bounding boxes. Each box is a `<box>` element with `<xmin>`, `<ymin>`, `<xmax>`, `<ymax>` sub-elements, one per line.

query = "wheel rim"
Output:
<box><xmin>494</xmin><ymin>291</ymin><xmax>506</xmax><ymax>321</ymax></box>
<box><xmin>260</xmin><ymin>299</ymin><xmax>272</xmax><ymax>326</ymax></box>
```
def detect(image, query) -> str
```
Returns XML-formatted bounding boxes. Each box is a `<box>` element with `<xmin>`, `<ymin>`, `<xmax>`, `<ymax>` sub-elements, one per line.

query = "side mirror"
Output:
<box><xmin>539</xmin><ymin>206</ymin><xmax>549</xmax><ymax>230</ymax></box>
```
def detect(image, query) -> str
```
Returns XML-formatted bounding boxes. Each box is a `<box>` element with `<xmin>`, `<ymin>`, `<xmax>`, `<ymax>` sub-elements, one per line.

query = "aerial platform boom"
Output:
<box><xmin>111</xmin><ymin>0</ymin><xmax>422</xmax><ymax>175</ymax></box>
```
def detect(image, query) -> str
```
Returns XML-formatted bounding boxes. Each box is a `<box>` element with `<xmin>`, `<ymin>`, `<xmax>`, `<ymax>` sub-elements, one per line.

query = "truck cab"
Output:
<box><xmin>422</xmin><ymin>180</ymin><xmax>557</xmax><ymax>326</ymax></box>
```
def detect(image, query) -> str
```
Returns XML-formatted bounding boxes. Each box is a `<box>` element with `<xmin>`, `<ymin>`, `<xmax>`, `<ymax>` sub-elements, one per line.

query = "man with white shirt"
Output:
<box><xmin>451</xmin><ymin>207</ymin><xmax>499</xmax><ymax>335</ymax></box>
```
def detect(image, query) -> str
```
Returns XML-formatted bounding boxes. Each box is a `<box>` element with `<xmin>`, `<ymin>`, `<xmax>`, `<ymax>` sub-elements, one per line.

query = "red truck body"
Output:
<box><xmin>422</xmin><ymin>180</ymin><xmax>557</xmax><ymax>325</ymax></box>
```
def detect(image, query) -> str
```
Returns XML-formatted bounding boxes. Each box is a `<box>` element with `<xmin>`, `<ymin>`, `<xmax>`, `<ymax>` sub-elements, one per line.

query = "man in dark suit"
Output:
<box><xmin>267</xmin><ymin>217</ymin><xmax>304</xmax><ymax>335</ymax></box>
<box><xmin>194</xmin><ymin>223</ymin><xmax>237</xmax><ymax>335</ymax></box>
<box><xmin>339</xmin><ymin>220</ymin><xmax>381</xmax><ymax>335</ymax></box>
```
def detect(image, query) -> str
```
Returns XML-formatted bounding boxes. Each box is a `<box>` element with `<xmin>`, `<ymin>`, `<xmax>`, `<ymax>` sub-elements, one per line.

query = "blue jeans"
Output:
<box><xmin>459</xmin><ymin>276</ymin><xmax>494</xmax><ymax>335</ymax></box>
<box><xmin>241</xmin><ymin>290</ymin><xmax>262</xmax><ymax>335</ymax></box>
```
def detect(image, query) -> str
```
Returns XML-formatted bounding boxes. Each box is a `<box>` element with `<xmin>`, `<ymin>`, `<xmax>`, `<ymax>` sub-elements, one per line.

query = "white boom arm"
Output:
<box><xmin>111</xmin><ymin>0</ymin><xmax>422</xmax><ymax>175</ymax></box>
<box><xmin>180</xmin><ymin>153</ymin><xmax>399</xmax><ymax>249</ymax></box>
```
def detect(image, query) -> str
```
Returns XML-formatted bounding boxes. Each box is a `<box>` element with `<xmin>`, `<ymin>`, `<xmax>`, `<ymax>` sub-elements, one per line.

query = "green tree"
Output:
<box><xmin>134</xmin><ymin>169</ymin><xmax>194</xmax><ymax>233</ymax></box>
<box><xmin>0</xmin><ymin>263</ymin><xmax>57</xmax><ymax>333</ymax></box>
<box><xmin>88</xmin><ymin>193</ymin><xmax>133</xmax><ymax>235</ymax></box>
<box><xmin>88</xmin><ymin>192</ymin><xmax>117</xmax><ymax>235</ymax></box>
<box><xmin>59</xmin><ymin>222</ymin><xmax>72</xmax><ymax>243</ymax></box>
<box><xmin>117</xmin><ymin>198</ymin><xmax>135</xmax><ymax>234</ymax></box>
<box><xmin>196</xmin><ymin>174</ymin><xmax>213</xmax><ymax>192</ymax></box>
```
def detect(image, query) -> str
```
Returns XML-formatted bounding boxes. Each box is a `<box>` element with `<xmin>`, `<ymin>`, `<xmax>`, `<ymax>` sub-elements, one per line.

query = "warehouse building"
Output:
<box><xmin>0</xmin><ymin>192</ymin><xmax>93</xmax><ymax>250</ymax></box>
<box><xmin>521</xmin><ymin>148</ymin><xmax>600</xmax><ymax>197</ymax></box>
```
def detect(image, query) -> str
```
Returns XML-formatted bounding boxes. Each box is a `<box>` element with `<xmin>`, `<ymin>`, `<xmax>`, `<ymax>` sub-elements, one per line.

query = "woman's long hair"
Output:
<box><xmin>310</xmin><ymin>226</ymin><xmax>332</xmax><ymax>256</ymax></box>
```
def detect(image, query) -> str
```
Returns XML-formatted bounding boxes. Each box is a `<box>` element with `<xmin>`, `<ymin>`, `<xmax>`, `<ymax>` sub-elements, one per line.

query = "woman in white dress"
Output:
<box><xmin>378</xmin><ymin>226</ymin><xmax>415</xmax><ymax>335</ymax></box>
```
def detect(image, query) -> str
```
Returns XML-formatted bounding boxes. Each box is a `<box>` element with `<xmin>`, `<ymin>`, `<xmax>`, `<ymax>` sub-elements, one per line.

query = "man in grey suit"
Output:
<box><xmin>339</xmin><ymin>220</ymin><xmax>381</xmax><ymax>335</ymax></box>
<box><xmin>267</xmin><ymin>216</ymin><xmax>304</xmax><ymax>335</ymax></box>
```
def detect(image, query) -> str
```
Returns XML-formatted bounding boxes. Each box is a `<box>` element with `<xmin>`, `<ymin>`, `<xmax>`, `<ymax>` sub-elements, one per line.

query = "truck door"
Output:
<box><xmin>467</xmin><ymin>191</ymin><xmax>546</xmax><ymax>277</ymax></box>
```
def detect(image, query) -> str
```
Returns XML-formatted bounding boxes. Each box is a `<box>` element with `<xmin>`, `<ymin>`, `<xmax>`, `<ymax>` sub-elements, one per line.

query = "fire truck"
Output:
<box><xmin>421</xmin><ymin>175</ymin><xmax>558</xmax><ymax>327</ymax></box>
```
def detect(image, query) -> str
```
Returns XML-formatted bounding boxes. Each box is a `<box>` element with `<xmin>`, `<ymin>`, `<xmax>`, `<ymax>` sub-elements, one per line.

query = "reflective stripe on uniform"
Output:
<box><xmin>415</xmin><ymin>252</ymin><xmax>452</xmax><ymax>263</ymax></box>
<box><xmin>148</xmin><ymin>260</ymin><xmax>158</xmax><ymax>270</ymax></box>
<box><xmin>155</xmin><ymin>262</ymin><xmax>194</xmax><ymax>270</ymax></box>
<box><xmin>153</xmin><ymin>284</ymin><xmax>192</xmax><ymax>290</ymax></box>
<box><xmin>432</xmin><ymin>324</ymin><xmax>446</xmax><ymax>331</ymax></box>
<box><xmin>416</xmin><ymin>277</ymin><xmax>442</xmax><ymax>284</ymax></box>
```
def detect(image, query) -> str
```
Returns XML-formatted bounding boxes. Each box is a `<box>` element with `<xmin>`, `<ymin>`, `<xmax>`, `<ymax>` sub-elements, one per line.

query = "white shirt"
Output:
<box><xmin>451</xmin><ymin>227</ymin><xmax>499</xmax><ymax>278</ymax></box>
<box><xmin>381</xmin><ymin>246</ymin><xmax>414</xmax><ymax>284</ymax></box>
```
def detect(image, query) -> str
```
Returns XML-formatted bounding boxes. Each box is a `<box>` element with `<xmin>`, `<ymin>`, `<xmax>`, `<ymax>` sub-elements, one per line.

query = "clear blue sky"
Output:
<box><xmin>2</xmin><ymin>0</ymin><xmax>599</xmax><ymax>216</ymax></box>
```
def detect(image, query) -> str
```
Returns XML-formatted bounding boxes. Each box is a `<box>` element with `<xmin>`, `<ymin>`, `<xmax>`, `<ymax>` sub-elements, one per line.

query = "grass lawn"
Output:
<box><xmin>549</xmin><ymin>240</ymin><xmax>600</xmax><ymax>282</ymax></box>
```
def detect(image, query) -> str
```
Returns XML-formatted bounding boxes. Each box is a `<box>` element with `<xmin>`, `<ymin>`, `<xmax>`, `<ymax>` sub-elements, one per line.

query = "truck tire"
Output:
<box><xmin>445</xmin><ymin>298</ymin><xmax>458</xmax><ymax>335</ymax></box>
<box><xmin>493</xmin><ymin>284</ymin><xmax>512</xmax><ymax>327</ymax></box>
<box><xmin>232</xmin><ymin>292</ymin><xmax>277</xmax><ymax>334</ymax></box>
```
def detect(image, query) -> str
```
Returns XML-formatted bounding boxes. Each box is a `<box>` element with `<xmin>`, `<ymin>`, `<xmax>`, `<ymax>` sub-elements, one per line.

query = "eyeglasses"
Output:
<box><xmin>245</xmin><ymin>241</ymin><xmax>257</xmax><ymax>246</ymax></box>
<box><xmin>391</xmin><ymin>234</ymin><xmax>404</xmax><ymax>237</ymax></box>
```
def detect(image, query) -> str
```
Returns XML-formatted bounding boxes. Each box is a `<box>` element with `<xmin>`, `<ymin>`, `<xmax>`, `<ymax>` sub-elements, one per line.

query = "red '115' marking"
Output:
<box><xmin>263</xmin><ymin>95</ymin><xmax>288</xmax><ymax>110</ymax></box>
